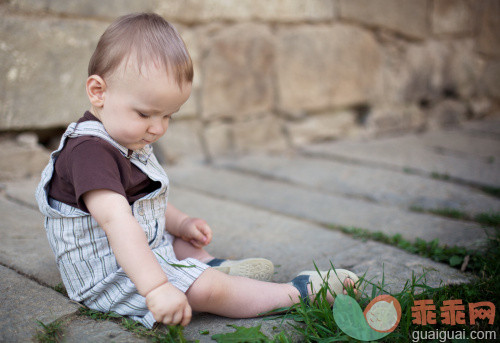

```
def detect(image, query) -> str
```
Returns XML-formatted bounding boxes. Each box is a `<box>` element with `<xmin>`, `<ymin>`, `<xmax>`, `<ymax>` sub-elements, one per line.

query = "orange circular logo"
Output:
<box><xmin>363</xmin><ymin>294</ymin><xmax>402</xmax><ymax>333</ymax></box>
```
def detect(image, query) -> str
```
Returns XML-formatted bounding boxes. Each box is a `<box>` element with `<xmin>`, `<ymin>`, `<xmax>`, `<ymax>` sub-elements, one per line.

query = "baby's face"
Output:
<box><xmin>97</xmin><ymin>60</ymin><xmax>191</xmax><ymax>151</ymax></box>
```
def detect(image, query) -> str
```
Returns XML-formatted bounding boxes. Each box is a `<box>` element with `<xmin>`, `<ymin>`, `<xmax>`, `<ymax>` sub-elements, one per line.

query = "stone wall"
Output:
<box><xmin>1</xmin><ymin>0</ymin><xmax>499</xmax><ymax>162</ymax></box>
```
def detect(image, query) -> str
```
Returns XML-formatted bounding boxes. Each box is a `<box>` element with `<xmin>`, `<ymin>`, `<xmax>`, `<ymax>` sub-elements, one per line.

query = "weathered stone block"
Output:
<box><xmin>468</xmin><ymin>97</ymin><xmax>493</xmax><ymax>119</ymax></box>
<box><xmin>201</xmin><ymin>23</ymin><xmax>275</xmax><ymax>120</ymax></box>
<box><xmin>375</xmin><ymin>39</ymin><xmax>483</xmax><ymax>105</ymax></box>
<box><xmin>277</xmin><ymin>24</ymin><xmax>380</xmax><ymax>113</ymax></box>
<box><xmin>232</xmin><ymin>114</ymin><xmax>288</xmax><ymax>153</ymax></box>
<box><xmin>158</xmin><ymin>0</ymin><xmax>336</xmax><ymax>23</ymax></box>
<box><xmin>155</xmin><ymin>119</ymin><xmax>204</xmax><ymax>163</ymax></box>
<box><xmin>286</xmin><ymin>111</ymin><xmax>357</xmax><ymax>146</ymax></box>
<box><xmin>10</xmin><ymin>0</ymin><xmax>159</xmax><ymax>18</ymax></box>
<box><xmin>339</xmin><ymin>0</ymin><xmax>428</xmax><ymax>39</ymax></box>
<box><xmin>61</xmin><ymin>316</ymin><xmax>150</xmax><ymax>343</ymax></box>
<box><xmin>0</xmin><ymin>13</ymin><xmax>108</xmax><ymax>130</ymax></box>
<box><xmin>402</xmin><ymin>41</ymin><xmax>449</xmax><ymax>103</ymax></box>
<box><xmin>252</xmin><ymin>0</ymin><xmax>337</xmax><ymax>22</ymax></box>
<box><xmin>443</xmin><ymin>40</ymin><xmax>484</xmax><ymax>99</ymax></box>
<box><xmin>0</xmin><ymin>136</ymin><xmax>50</xmax><ymax>180</ymax></box>
<box><xmin>176</xmin><ymin>25</ymin><xmax>202</xmax><ymax>90</ymax></box>
<box><xmin>477</xmin><ymin>0</ymin><xmax>500</xmax><ymax>57</ymax></box>
<box><xmin>158</xmin><ymin>0</ymin><xmax>252</xmax><ymax>23</ymax></box>
<box><xmin>0</xmin><ymin>265</ymin><xmax>79</xmax><ymax>343</ymax></box>
<box><xmin>427</xmin><ymin>100</ymin><xmax>469</xmax><ymax>129</ymax></box>
<box><xmin>481</xmin><ymin>60</ymin><xmax>500</xmax><ymax>100</ymax></box>
<box><xmin>0</xmin><ymin>196</ymin><xmax>61</xmax><ymax>287</ymax></box>
<box><xmin>203</xmin><ymin>121</ymin><xmax>232</xmax><ymax>157</ymax></box>
<box><xmin>365</xmin><ymin>105</ymin><xmax>426</xmax><ymax>136</ymax></box>
<box><xmin>431</xmin><ymin>0</ymin><xmax>477</xmax><ymax>35</ymax></box>
<box><xmin>174</xmin><ymin>90</ymin><xmax>198</xmax><ymax>120</ymax></box>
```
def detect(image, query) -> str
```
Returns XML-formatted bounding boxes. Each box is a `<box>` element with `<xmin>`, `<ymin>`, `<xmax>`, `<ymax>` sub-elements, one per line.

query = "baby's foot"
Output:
<box><xmin>206</xmin><ymin>258</ymin><xmax>274</xmax><ymax>281</ymax></box>
<box><xmin>289</xmin><ymin>269</ymin><xmax>359</xmax><ymax>304</ymax></box>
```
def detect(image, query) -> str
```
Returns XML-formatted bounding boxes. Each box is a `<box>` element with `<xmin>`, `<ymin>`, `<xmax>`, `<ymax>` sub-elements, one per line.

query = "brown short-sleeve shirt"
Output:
<box><xmin>48</xmin><ymin>112</ymin><xmax>161</xmax><ymax>212</ymax></box>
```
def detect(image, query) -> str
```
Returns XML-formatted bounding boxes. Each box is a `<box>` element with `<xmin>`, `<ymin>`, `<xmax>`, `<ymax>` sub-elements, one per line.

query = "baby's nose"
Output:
<box><xmin>148</xmin><ymin>120</ymin><xmax>166</xmax><ymax>135</ymax></box>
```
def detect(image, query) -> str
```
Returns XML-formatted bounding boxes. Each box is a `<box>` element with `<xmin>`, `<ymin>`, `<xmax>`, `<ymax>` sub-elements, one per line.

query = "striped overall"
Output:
<box><xmin>35</xmin><ymin>120</ymin><xmax>208</xmax><ymax>328</ymax></box>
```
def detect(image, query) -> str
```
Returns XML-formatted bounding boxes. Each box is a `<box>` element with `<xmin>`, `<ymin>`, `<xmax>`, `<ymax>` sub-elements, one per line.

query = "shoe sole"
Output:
<box><xmin>212</xmin><ymin>258</ymin><xmax>274</xmax><ymax>281</ymax></box>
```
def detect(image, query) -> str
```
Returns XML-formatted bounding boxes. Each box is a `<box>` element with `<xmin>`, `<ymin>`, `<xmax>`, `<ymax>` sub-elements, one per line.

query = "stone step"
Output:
<box><xmin>168</xmin><ymin>164</ymin><xmax>489</xmax><ymax>249</ymax></box>
<box><xmin>168</xmin><ymin>187</ymin><xmax>471</xmax><ymax>292</ymax></box>
<box><xmin>184</xmin><ymin>314</ymin><xmax>298</xmax><ymax>343</ymax></box>
<box><xmin>419</xmin><ymin>129</ymin><xmax>500</xmax><ymax>159</ymax></box>
<box><xmin>0</xmin><ymin>196</ymin><xmax>61</xmax><ymax>287</ymax></box>
<box><xmin>60</xmin><ymin>315</ymin><xmax>292</xmax><ymax>343</ymax></box>
<box><xmin>0</xmin><ymin>264</ymin><xmax>149</xmax><ymax>343</ymax></box>
<box><xmin>0</xmin><ymin>177</ymin><xmax>473</xmax><ymax>342</ymax></box>
<box><xmin>301</xmin><ymin>127</ymin><xmax>500</xmax><ymax>188</ymax></box>
<box><xmin>2</xmin><ymin>176</ymin><xmax>40</xmax><ymax>209</ymax></box>
<box><xmin>60</xmin><ymin>316</ymin><xmax>149</xmax><ymax>343</ymax></box>
<box><xmin>2</xmin><ymin>179</ymin><xmax>470</xmax><ymax>294</ymax></box>
<box><xmin>0</xmin><ymin>265</ymin><xmax>80</xmax><ymax>342</ymax></box>
<box><xmin>462</xmin><ymin>117</ymin><xmax>500</xmax><ymax>137</ymax></box>
<box><xmin>216</xmin><ymin>154</ymin><xmax>500</xmax><ymax>216</ymax></box>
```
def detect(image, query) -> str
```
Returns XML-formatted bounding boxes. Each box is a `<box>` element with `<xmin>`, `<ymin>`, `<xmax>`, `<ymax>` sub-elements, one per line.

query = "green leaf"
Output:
<box><xmin>155</xmin><ymin>253</ymin><xmax>196</xmax><ymax>268</ymax></box>
<box><xmin>165</xmin><ymin>263</ymin><xmax>196</xmax><ymax>268</ymax></box>
<box><xmin>212</xmin><ymin>325</ymin><xmax>270</xmax><ymax>343</ymax></box>
<box><xmin>332</xmin><ymin>294</ymin><xmax>390</xmax><ymax>341</ymax></box>
<box><xmin>449</xmin><ymin>255</ymin><xmax>463</xmax><ymax>267</ymax></box>
<box><xmin>199</xmin><ymin>329</ymin><xmax>210</xmax><ymax>335</ymax></box>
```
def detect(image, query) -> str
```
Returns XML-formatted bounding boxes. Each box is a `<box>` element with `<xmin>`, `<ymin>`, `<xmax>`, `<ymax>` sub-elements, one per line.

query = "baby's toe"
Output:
<box><xmin>342</xmin><ymin>277</ymin><xmax>357</xmax><ymax>295</ymax></box>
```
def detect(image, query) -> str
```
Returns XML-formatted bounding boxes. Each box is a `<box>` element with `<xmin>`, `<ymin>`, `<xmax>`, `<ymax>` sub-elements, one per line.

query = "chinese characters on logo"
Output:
<box><xmin>411</xmin><ymin>300</ymin><xmax>495</xmax><ymax>326</ymax></box>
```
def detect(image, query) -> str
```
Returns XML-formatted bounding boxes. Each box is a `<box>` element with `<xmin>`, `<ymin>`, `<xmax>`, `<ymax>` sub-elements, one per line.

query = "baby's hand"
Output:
<box><xmin>179</xmin><ymin>217</ymin><xmax>213</xmax><ymax>248</ymax></box>
<box><xmin>146</xmin><ymin>282</ymin><xmax>191</xmax><ymax>326</ymax></box>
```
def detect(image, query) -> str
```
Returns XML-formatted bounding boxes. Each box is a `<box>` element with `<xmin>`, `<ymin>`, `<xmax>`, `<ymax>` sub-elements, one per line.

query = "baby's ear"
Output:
<box><xmin>86</xmin><ymin>75</ymin><xmax>106</xmax><ymax>108</ymax></box>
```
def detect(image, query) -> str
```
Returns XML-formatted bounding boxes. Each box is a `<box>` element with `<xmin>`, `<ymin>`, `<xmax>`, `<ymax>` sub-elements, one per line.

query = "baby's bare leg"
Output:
<box><xmin>186</xmin><ymin>268</ymin><xmax>300</xmax><ymax>317</ymax></box>
<box><xmin>185</xmin><ymin>269</ymin><xmax>358</xmax><ymax>318</ymax></box>
<box><xmin>173</xmin><ymin>238</ymin><xmax>213</xmax><ymax>262</ymax></box>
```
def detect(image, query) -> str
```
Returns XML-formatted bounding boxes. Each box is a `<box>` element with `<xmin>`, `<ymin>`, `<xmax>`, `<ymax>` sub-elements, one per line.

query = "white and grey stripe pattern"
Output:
<box><xmin>36</xmin><ymin>120</ymin><xmax>208</xmax><ymax>328</ymax></box>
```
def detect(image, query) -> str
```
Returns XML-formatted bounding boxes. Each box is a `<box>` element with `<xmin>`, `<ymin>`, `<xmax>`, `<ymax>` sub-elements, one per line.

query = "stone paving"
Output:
<box><xmin>1</xmin><ymin>118</ymin><xmax>499</xmax><ymax>342</ymax></box>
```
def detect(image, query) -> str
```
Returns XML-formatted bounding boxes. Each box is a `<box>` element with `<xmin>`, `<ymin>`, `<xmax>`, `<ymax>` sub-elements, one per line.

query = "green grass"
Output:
<box><xmin>77</xmin><ymin>307</ymin><xmax>188</xmax><ymax>342</ymax></box>
<box><xmin>333</xmin><ymin>225</ymin><xmax>488</xmax><ymax>273</ymax></box>
<box><xmin>431</xmin><ymin>172</ymin><xmax>451</xmax><ymax>181</ymax></box>
<box><xmin>213</xmin><ymin>221</ymin><xmax>499</xmax><ymax>341</ymax></box>
<box><xmin>427</xmin><ymin>169</ymin><xmax>500</xmax><ymax>199</ymax></box>
<box><xmin>334</xmin><ymin>210</ymin><xmax>499</xmax><ymax>275</ymax></box>
<box><xmin>52</xmin><ymin>282</ymin><xmax>68</xmax><ymax>297</ymax></box>
<box><xmin>281</xmin><ymin>269</ymin><xmax>498</xmax><ymax>342</ymax></box>
<box><xmin>35</xmin><ymin>319</ymin><xmax>65</xmax><ymax>343</ymax></box>
<box><xmin>480</xmin><ymin>186</ymin><xmax>500</xmax><ymax>199</ymax></box>
<box><xmin>410</xmin><ymin>207</ymin><xmax>500</xmax><ymax>229</ymax></box>
<box><xmin>475</xmin><ymin>212</ymin><xmax>500</xmax><ymax>228</ymax></box>
<box><xmin>273</xmin><ymin>225</ymin><xmax>500</xmax><ymax>342</ymax></box>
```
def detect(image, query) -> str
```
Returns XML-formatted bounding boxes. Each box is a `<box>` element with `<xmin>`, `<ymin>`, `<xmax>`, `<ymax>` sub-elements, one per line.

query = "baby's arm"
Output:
<box><xmin>164</xmin><ymin>203</ymin><xmax>212</xmax><ymax>248</ymax></box>
<box><xmin>83</xmin><ymin>189</ymin><xmax>191</xmax><ymax>326</ymax></box>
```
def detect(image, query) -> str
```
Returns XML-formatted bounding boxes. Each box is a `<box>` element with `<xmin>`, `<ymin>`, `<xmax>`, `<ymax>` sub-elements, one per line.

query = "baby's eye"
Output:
<box><xmin>137</xmin><ymin>112</ymin><xmax>149</xmax><ymax>118</ymax></box>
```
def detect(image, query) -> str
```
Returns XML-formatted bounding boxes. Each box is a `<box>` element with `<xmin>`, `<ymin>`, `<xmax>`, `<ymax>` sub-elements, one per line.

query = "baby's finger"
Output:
<box><xmin>199</xmin><ymin>222</ymin><xmax>212</xmax><ymax>235</ymax></box>
<box><xmin>203</xmin><ymin>226</ymin><xmax>213</xmax><ymax>245</ymax></box>
<box><xmin>190</xmin><ymin>227</ymin><xmax>207</xmax><ymax>244</ymax></box>
<box><xmin>181</xmin><ymin>305</ymin><xmax>192</xmax><ymax>327</ymax></box>
<box><xmin>161</xmin><ymin>314</ymin><xmax>173</xmax><ymax>326</ymax></box>
<box><xmin>171</xmin><ymin>310</ymin><xmax>184</xmax><ymax>326</ymax></box>
<box><xmin>190</xmin><ymin>239</ymin><xmax>203</xmax><ymax>248</ymax></box>
<box><xmin>197</xmin><ymin>224</ymin><xmax>212</xmax><ymax>245</ymax></box>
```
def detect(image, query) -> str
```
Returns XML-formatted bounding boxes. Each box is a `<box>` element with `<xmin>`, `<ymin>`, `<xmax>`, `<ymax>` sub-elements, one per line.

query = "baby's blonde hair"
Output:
<box><xmin>88</xmin><ymin>13</ymin><xmax>193</xmax><ymax>87</ymax></box>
